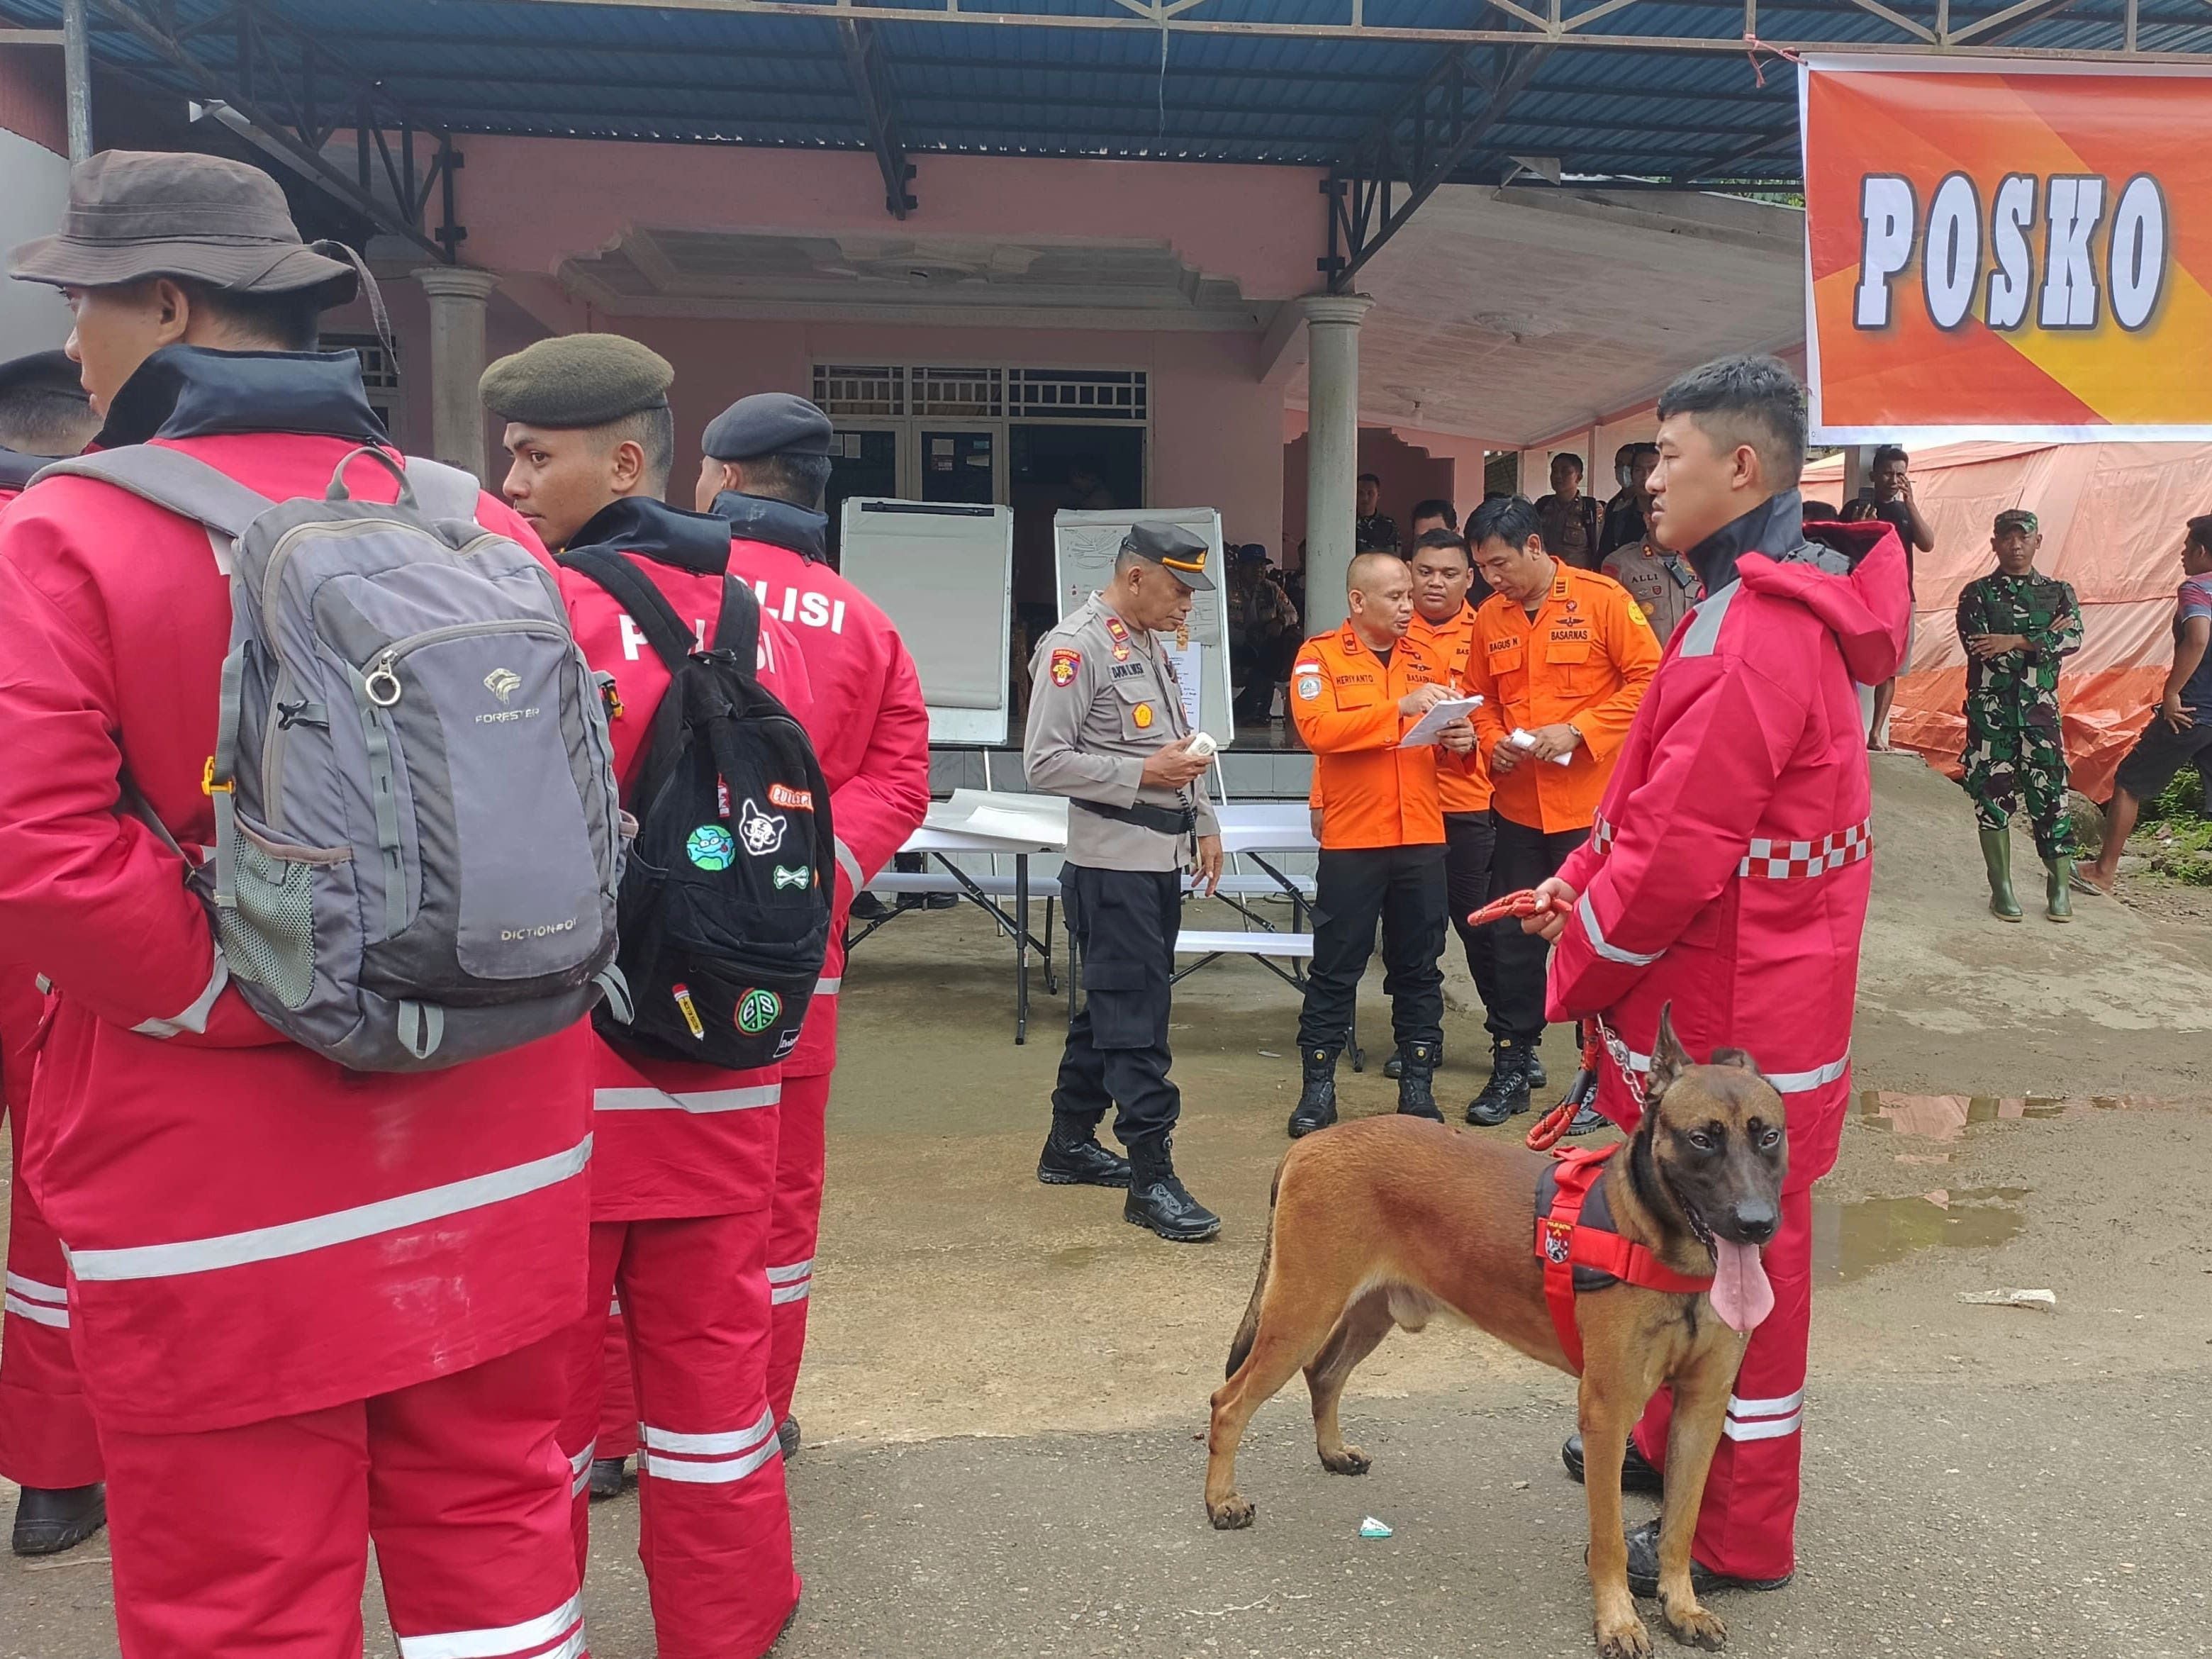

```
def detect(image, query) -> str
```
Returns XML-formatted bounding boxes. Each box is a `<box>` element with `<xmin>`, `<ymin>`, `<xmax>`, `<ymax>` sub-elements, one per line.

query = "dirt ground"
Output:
<box><xmin>4</xmin><ymin>753</ymin><xmax>2209</xmax><ymax>1658</ymax></box>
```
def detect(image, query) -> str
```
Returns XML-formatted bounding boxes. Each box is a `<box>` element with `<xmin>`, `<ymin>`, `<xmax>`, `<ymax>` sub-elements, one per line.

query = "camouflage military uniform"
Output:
<box><xmin>1957</xmin><ymin>569</ymin><xmax>2083</xmax><ymax>856</ymax></box>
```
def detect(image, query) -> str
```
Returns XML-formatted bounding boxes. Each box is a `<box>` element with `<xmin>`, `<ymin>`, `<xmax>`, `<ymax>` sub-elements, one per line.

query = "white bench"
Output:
<box><xmin>870</xmin><ymin>871</ymin><xmax>1063</xmax><ymax>900</ymax></box>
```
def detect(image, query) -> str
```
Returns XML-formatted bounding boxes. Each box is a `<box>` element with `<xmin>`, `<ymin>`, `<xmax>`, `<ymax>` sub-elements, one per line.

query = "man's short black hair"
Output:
<box><xmin>1468</xmin><ymin>493</ymin><xmax>1541</xmax><ymax>552</ymax></box>
<box><xmin>1551</xmin><ymin>452</ymin><xmax>1584</xmax><ymax>478</ymax></box>
<box><xmin>1410</xmin><ymin>526</ymin><xmax>1470</xmax><ymax>562</ymax></box>
<box><xmin>1802</xmin><ymin>500</ymin><xmax>1840</xmax><ymax>521</ymax></box>
<box><xmin>181</xmin><ymin>278</ymin><xmax>324</xmax><ymax>353</ymax></box>
<box><xmin>742</xmin><ymin>448</ymin><xmax>834</xmax><ymax>512</ymax></box>
<box><xmin>2186</xmin><ymin>514</ymin><xmax>2212</xmax><ymax>556</ymax></box>
<box><xmin>1357</xmin><ymin>471</ymin><xmax>1382</xmax><ymax>487</ymax></box>
<box><xmin>1872</xmin><ymin>443</ymin><xmax>1910</xmax><ymax>469</ymax></box>
<box><xmin>0</xmin><ymin>369</ymin><xmax>93</xmax><ymax>457</ymax></box>
<box><xmin>1408</xmin><ymin>496</ymin><xmax>1458</xmax><ymax>530</ymax></box>
<box><xmin>607</xmin><ymin>403</ymin><xmax>676</xmax><ymax>493</ymax></box>
<box><xmin>1655</xmin><ymin>354</ymin><xmax>1809</xmax><ymax>489</ymax></box>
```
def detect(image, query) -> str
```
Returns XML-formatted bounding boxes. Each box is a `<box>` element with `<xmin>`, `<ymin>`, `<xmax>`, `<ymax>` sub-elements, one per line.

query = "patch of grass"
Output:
<box><xmin>2137</xmin><ymin>765</ymin><xmax>2212</xmax><ymax>885</ymax></box>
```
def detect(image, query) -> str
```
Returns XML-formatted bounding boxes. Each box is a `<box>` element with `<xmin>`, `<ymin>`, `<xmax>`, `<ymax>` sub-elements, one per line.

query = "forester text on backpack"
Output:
<box><xmin>43</xmin><ymin>444</ymin><xmax>626</xmax><ymax>1070</ymax></box>
<box><xmin>559</xmin><ymin>546</ymin><xmax>832</xmax><ymax>1071</ymax></box>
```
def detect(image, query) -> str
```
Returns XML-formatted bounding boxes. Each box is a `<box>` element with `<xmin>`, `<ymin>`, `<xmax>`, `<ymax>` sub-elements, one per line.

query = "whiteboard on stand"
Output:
<box><xmin>839</xmin><ymin>497</ymin><xmax>1012</xmax><ymax>745</ymax></box>
<box><xmin>1052</xmin><ymin>508</ymin><xmax>1234</xmax><ymax>746</ymax></box>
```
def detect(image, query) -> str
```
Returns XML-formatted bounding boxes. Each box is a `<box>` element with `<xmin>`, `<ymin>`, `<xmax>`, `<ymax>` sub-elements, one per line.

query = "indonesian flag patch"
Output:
<box><xmin>1050</xmin><ymin>648</ymin><xmax>1080</xmax><ymax>687</ymax></box>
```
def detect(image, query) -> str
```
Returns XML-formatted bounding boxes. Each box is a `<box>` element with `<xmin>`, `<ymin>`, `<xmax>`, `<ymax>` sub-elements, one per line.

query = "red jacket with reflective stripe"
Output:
<box><xmin>0</xmin><ymin>354</ymin><xmax>594</xmax><ymax>1434</ymax></box>
<box><xmin>720</xmin><ymin>513</ymin><xmax>932</xmax><ymax>1077</ymax></box>
<box><xmin>1546</xmin><ymin>505</ymin><xmax>1909</xmax><ymax>1193</ymax></box>
<box><xmin>558</xmin><ymin>498</ymin><xmax>815</xmax><ymax>1220</ymax></box>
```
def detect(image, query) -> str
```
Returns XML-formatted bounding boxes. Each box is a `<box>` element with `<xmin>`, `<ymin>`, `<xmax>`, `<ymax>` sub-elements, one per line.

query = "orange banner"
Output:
<box><xmin>1802</xmin><ymin>59</ymin><xmax>2212</xmax><ymax>443</ymax></box>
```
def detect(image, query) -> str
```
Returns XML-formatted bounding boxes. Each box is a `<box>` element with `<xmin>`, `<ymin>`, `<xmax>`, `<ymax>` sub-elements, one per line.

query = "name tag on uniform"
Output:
<box><xmin>1110</xmin><ymin>661</ymin><xmax>1147</xmax><ymax>681</ymax></box>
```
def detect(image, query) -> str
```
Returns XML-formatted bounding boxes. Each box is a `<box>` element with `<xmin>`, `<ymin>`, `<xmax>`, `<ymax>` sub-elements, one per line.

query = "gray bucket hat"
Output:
<box><xmin>9</xmin><ymin>150</ymin><xmax>357</xmax><ymax>302</ymax></box>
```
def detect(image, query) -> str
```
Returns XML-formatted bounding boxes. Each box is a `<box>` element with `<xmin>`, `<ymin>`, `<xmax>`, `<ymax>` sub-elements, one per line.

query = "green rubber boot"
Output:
<box><xmin>1979</xmin><ymin>827</ymin><xmax>2023</xmax><ymax>922</ymax></box>
<box><xmin>2044</xmin><ymin>856</ymin><xmax>2074</xmax><ymax>923</ymax></box>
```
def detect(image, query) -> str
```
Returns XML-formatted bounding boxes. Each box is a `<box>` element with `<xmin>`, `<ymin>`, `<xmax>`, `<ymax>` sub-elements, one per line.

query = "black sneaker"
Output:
<box><xmin>1623</xmin><ymin>1517</ymin><xmax>1794</xmax><ymax>1597</ymax></box>
<box><xmin>9</xmin><ymin>1483</ymin><xmax>105</xmax><ymax>1556</ymax></box>
<box><xmin>587</xmin><ymin>1457</ymin><xmax>627</xmax><ymax>1502</ymax></box>
<box><xmin>1561</xmin><ymin>1432</ymin><xmax>1663</xmax><ymax>1495</ymax></box>
<box><xmin>1466</xmin><ymin>1041</ymin><xmax>1534</xmax><ymax>1127</ymax></box>
<box><xmin>1037</xmin><ymin>1120</ymin><xmax>1133</xmax><ymax>1188</ymax></box>
<box><xmin>1124</xmin><ymin>1136</ymin><xmax>1222</xmax><ymax>1242</ymax></box>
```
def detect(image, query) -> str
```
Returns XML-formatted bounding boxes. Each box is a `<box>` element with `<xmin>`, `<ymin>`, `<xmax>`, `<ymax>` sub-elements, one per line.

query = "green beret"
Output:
<box><xmin>479</xmin><ymin>334</ymin><xmax>673</xmax><ymax>427</ymax></box>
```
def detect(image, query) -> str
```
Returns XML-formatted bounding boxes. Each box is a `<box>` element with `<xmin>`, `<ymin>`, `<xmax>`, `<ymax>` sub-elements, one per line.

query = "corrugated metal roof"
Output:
<box><xmin>6</xmin><ymin>0</ymin><xmax>2208</xmax><ymax>181</ymax></box>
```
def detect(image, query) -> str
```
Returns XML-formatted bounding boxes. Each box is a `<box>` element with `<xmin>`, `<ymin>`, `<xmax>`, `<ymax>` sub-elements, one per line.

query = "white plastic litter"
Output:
<box><xmin>1957</xmin><ymin>1287</ymin><xmax>2055</xmax><ymax>1309</ymax></box>
<box><xmin>1358</xmin><ymin>1516</ymin><xmax>1393</xmax><ymax>1539</ymax></box>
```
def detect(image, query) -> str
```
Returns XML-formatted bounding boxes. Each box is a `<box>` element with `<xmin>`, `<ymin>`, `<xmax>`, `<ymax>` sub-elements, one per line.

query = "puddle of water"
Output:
<box><xmin>1855</xmin><ymin>1091</ymin><xmax>2147</xmax><ymax>1143</ymax></box>
<box><xmin>1046</xmin><ymin>1245</ymin><xmax>1110</xmax><ymax>1270</ymax></box>
<box><xmin>1813</xmin><ymin>1185</ymin><xmax>2030</xmax><ymax>1282</ymax></box>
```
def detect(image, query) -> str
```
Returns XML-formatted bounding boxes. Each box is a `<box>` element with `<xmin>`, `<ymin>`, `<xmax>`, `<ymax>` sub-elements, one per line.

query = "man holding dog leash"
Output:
<box><xmin>1526</xmin><ymin>355</ymin><xmax>1910</xmax><ymax>1598</ymax></box>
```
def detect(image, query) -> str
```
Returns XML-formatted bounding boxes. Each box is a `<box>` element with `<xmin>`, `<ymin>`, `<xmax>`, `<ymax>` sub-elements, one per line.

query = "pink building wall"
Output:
<box><xmin>455</xmin><ymin>141</ymin><xmax>1322</xmax><ymax>302</ymax></box>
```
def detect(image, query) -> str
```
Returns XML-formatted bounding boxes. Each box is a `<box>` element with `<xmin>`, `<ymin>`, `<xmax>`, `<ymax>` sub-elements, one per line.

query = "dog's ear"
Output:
<box><xmin>1707</xmin><ymin>1046</ymin><xmax>1761</xmax><ymax>1077</ymax></box>
<box><xmin>1643</xmin><ymin>1002</ymin><xmax>1692</xmax><ymax>1103</ymax></box>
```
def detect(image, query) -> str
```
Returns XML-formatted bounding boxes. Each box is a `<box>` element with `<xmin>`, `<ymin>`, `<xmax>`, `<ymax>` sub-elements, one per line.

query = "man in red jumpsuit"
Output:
<box><xmin>0</xmin><ymin>151</ymin><xmax>593</xmax><ymax>1657</ymax></box>
<box><xmin>0</xmin><ymin>349</ymin><xmax>108</xmax><ymax>1558</ymax></box>
<box><xmin>1532</xmin><ymin>355</ymin><xmax>1909</xmax><ymax>1597</ymax></box>
<box><xmin>699</xmin><ymin>393</ymin><xmax>932</xmax><ymax>1452</ymax></box>
<box><xmin>483</xmin><ymin>335</ymin><xmax>816</xmax><ymax>1657</ymax></box>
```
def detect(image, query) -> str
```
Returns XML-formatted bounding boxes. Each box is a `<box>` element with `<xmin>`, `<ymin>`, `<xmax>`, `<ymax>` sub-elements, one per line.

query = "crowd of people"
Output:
<box><xmin>0</xmin><ymin>150</ymin><xmax>932</xmax><ymax>1658</ymax></box>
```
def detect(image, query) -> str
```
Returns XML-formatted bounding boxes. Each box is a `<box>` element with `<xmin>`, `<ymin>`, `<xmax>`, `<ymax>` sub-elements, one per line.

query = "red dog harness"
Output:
<box><xmin>1534</xmin><ymin>1144</ymin><xmax>1715</xmax><ymax>1374</ymax></box>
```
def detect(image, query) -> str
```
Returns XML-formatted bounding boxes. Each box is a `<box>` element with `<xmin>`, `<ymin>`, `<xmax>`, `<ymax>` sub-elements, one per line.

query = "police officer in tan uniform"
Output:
<box><xmin>1024</xmin><ymin>523</ymin><xmax>1224</xmax><ymax>1241</ymax></box>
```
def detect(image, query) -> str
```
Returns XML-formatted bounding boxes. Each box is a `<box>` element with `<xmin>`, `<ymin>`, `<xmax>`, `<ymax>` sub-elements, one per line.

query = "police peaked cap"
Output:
<box><xmin>702</xmin><ymin>392</ymin><xmax>834</xmax><ymax>462</ymax></box>
<box><xmin>479</xmin><ymin>333</ymin><xmax>674</xmax><ymax>428</ymax></box>
<box><xmin>1122</xmin><ymin>521</ymin><xmax>1214</xmax><ymax>591</ymax></box>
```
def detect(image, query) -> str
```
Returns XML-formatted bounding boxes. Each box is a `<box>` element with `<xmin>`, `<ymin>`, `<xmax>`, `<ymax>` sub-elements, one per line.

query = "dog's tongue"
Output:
<box><xmin>1709</xmin><ymin>1240</ymin><xmax>1775</xmax><ymax>1335</ymax></box>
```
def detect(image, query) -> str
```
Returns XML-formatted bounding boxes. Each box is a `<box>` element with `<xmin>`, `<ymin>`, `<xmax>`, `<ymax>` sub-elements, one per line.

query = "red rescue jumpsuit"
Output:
<box><xmin>556</xmin><ymin>497</ymin><xmax>815</xmax><ymax>1658</ymax></box>
<box><xmin>0</xmin><ymin>471</ymin><xmax>103</xmax><ymax>1495</ymax></box>
<box><xmin>1546</xmin><ymin>497</ymin><xmax>1908</xmax><ymax>1584</ymax></box>
<box><xmin>716</xmin><ymin>492</ymin><xmax>931</xmax><ymax>1424</ymax></box>
<box><xmin>0</xmin><ymin>348</ymin><xmax>592</xmax><ymax>1659</ymax></box>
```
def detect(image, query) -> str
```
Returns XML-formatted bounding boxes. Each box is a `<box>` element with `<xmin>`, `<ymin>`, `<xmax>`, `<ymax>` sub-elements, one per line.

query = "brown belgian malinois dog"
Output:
<box><xmin>1204</xmin><ymin>1008</ymin><xmax>1786</xmax><ymax>1658</ymax></box>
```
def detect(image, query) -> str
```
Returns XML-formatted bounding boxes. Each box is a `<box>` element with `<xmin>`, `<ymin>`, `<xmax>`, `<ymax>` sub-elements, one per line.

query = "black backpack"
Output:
<box><xmin>561</xmin><ymin>547</ymin><xmax>833</xmax><ymax>1070</ymax></box>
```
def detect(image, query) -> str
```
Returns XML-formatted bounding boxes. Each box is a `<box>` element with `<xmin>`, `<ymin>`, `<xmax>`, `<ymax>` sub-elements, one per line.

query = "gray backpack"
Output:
<box><xmin>45</xmin><ymin>444</ymin><xmax>627</xmax><ymax>1071</ymax></box>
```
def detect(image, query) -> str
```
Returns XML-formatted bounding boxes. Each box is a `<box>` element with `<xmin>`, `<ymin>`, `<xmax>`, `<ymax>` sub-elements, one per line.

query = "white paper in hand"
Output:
<box><xmin>1511</xmin><ymin>727</ymin><xmax>1575</xmax><ymax>766</ymax></box>
<box><xmin>1400</xmin><ymin>694</ymin><xmax>1483</xmax><ymax>747</ymax></box>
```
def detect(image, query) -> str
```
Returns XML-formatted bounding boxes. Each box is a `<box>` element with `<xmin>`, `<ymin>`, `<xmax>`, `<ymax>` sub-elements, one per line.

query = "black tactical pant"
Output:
<box><xmin>1443</xmin><ymin>810</ymin><xmax>1503</xmax><ymax>1026</ymax></box>
<box><xmin>1488</xmin><ymin>815</ymin><xmax>1590</xmax><ymax>1044</ymax></box>
<box><xmin>1296</xmin><ymin>844</ymin><xmax>1448</xmax><ymax>1059</ymax></box>
<box><xmin>1054</xmin><ymin>865</ymin><xmax>1183</xmax><ymax>1146</ymax></box>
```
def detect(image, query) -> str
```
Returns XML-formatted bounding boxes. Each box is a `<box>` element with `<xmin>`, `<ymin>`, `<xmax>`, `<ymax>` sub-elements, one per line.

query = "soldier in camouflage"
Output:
<box><xmin>1957</xmin><ymin>508</ymin><xmax>2083</xmax><ymax>922</ymax></box>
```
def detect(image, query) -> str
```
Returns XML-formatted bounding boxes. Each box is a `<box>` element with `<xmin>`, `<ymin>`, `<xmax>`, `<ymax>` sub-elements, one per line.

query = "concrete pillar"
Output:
<box><xmin>413</xmin><ymin>267</ymin><xmax>501</xmax><ymax>479</ymax></box>
<box><xmin>1302</xmin><ymin>294</ymin><xmax>1372</xmax><ymax>634</ymax></box>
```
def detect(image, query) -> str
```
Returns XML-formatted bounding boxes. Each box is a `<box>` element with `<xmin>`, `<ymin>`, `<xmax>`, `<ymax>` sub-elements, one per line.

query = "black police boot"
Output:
<box><xmin>1396</xmin><ymin>1041</ymin><xmax>1443</xmax><ymax>1120</ymax></box>
<box><xmin>587</xmin><ymin>1457</ymin><xmax>627</xmax><ymax>1502</ymax></box>
<box><xmin>9</xmin><ymin>1483</ymin><xmax>105</xmax><ymax>1557</ymax></box>
<box><xmin>1562</xmin><ymin>1431</ymin><xmax>1664</xmax><ymax>1495</ymax></box>
<box><xmin>1123</xmin><ymin>1134</ymin><xmax>1221</xmax><ymax>1243</ymax></box>
<box><xmin>1558</xmin><ymin>1065</ymin><xmax>1609</xmax><ymax>1137</ymax></box>
<box><xmin>1382</xmin><ymin>1047</ymin><xmax>1404</xmax><ymax>1080</ymax></box>
<box><xmin>1526</xmin><ymin>1051</ymin><xmax>1549</xmax><ymax>1093</ymax></box>
<box><xmin>1288</xmin><ymin>1046</ymin><xmax>1338</xmax><ymax>1138</ymax></box>
<box><xmin>1466</xmin><ymin>1038</ymin><xmax>1534</xmax><ymax>1127</ymax></box>
<box><xmin>1623</xmin><ymin>1517</ymin><xmax>1794</xmax><ymax>1598</ymax></box>
<box><xmin>778</xmin><ymin>1415</ymin><xmax>802</xmax><ymax>1458</ymax></box>
<box><xmin>1037</xmin><ymin>1116</ymin><xmax>1133</xmax><ymax>1188</ymax></box>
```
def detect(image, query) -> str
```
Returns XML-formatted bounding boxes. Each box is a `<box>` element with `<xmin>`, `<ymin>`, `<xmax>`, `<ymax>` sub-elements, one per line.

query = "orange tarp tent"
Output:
<box><xmin>1801</xmin><ymin>442</ymin><xmax>2206</xmax><ymax>802</ymax></box>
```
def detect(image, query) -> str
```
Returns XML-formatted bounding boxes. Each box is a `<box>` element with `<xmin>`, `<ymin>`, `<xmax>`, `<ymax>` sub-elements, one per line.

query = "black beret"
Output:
<box><xmin>0</xmin><ymin>349</ymin><xmax>83</xmax><ymax>401</ymax></box>
<box><xmin>702</xmin><ymin>393</ymin><xmax>833</xmax><ymax>462</ymax></box>
<box><xmin>479</xmin><ymin>334</ymin><xmax>673</xmax><ymax>427</ymax></box>
<box><xmin>1122</xmin><ymin>521</ymin><xmax>1214</xmax><ymax>591</ymax></box>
